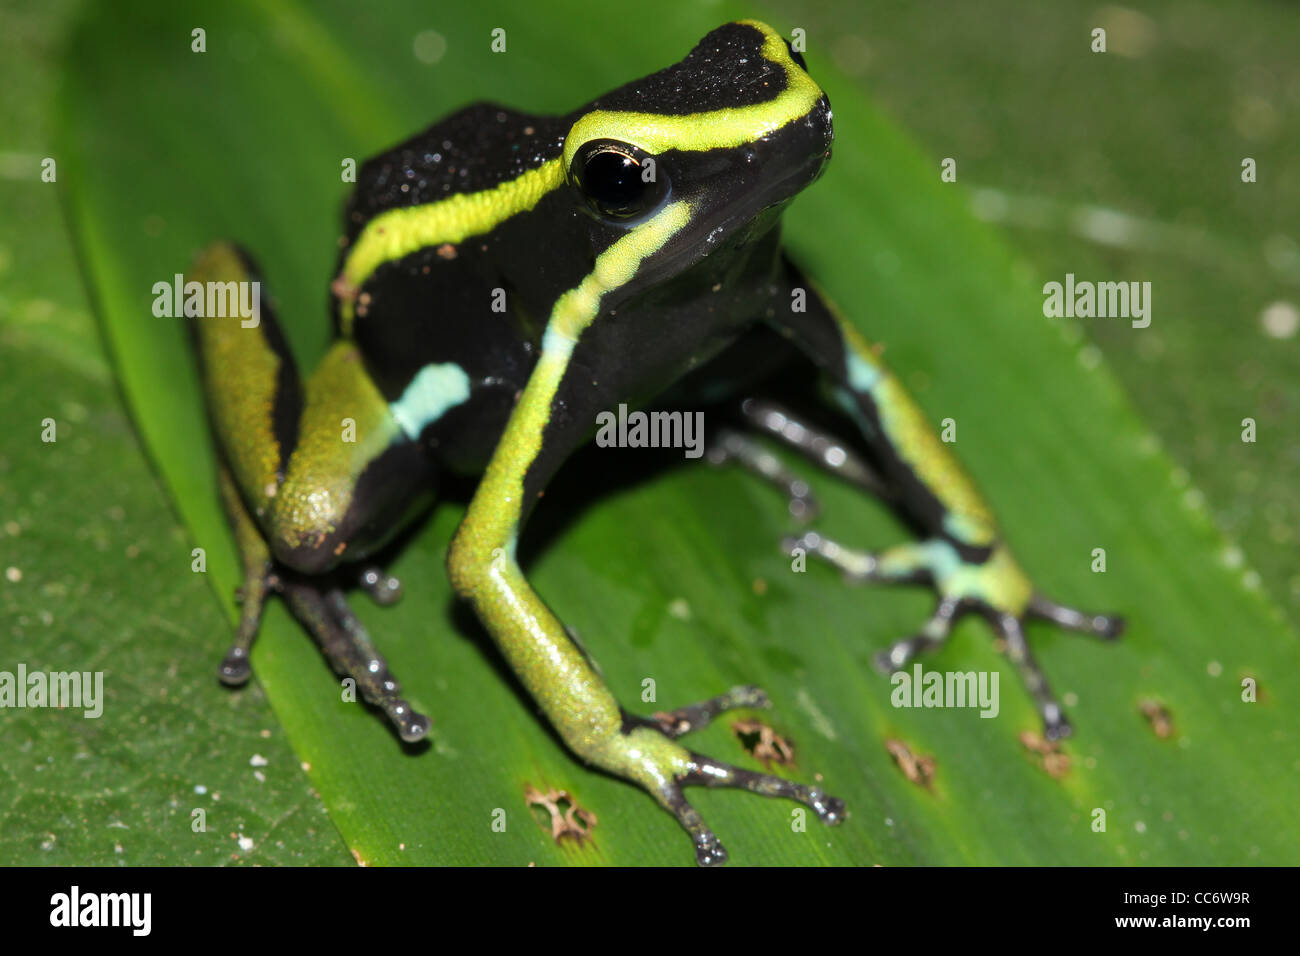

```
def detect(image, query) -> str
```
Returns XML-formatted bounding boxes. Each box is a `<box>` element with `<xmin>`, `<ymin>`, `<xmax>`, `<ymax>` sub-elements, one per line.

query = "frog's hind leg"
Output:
<box><xmin>733</xmin><ymin>260</ymin><xmax>1127</xmax><ymax>739</ymax></box>
<box><xmin>191</xmin><ymin>242</ymin><xmax>434</xmax><ymax>742</ymax></box>
<box><xmin>213</xmin><ymin>455</ymin><xmax>430</xmax><ymax>741</ymax></box>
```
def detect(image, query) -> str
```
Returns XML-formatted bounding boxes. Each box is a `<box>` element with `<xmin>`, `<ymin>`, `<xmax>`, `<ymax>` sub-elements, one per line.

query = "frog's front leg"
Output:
<box><xmin>447</xmin><ymin>304</ymin><xmax>843</xmax><ymax>866</ymax></box>
<box><xmin>767</xmin><ymin>261</ymin><xmax>1123</xmax><ymax>739</ymax></box>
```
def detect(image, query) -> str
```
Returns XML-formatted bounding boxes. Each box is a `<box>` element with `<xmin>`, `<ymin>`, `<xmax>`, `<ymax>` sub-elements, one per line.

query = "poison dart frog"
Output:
<box><xmin>189</xmin><ymin>20</ymin><xmax>1123</xmax><ymax>865</ymax></box>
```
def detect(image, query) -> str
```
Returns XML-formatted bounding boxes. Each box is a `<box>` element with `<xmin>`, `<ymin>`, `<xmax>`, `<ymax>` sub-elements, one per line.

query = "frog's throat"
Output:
<box><xmin>336</xmin><ymin>20</ymin><xmax>822</xmax><ymax>337</ymax></box>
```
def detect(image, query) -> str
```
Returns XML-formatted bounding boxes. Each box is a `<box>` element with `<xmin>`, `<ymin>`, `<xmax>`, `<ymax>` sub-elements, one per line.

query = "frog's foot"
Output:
<box><xmin>278</xmin><ymin>576</ymin><xmax>431</xmax><ymax>743</ymax></box>
<box><xmin>736</xmin><ymin>397</ymin><xmax>895</xmax><ymax>500</ymax></box>
<box><xmin>357</xmin><ymin>565</ymin><xmax>403</xmax><ymax>605</ymax></box>
<box><xmin>664</xmin><ymin>751</ymin><xmax>846</xmax><ymax>866</ymax></box>
<box><xmin>708</xmin><ymin>397</ymin><xmax>906</xmax><ymax>521</ymax></box>
<box><xmin>786</xmin><ymin>531</ymin><xmax>1124</xmax><ymax>739</ymax></box>
<box><xmin>621</xmin><ymin>687</ymin><xmax>845</xmax><ymax>865</ymax></box>
<box><xmin>707</xmin><ymin>427</ymin><xmax>819</xmax><ymax>522</ymax></box>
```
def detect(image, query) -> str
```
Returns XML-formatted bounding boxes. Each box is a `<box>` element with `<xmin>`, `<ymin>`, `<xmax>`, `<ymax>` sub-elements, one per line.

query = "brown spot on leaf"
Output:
<box><xmin>733</xmin><ymin>719</ymin><xmax>796</xmax><ymax>768</ymax></box>
<box><xmin>1138</xmin><ymin>698</ymin><xmax>1175</xmax><ymax>739</ymax></box>
<box><xmin>524</xmin><ymin>784</ymin><xmax>597</xmax><ymax>846</ymax></box>
<box><xmin>1019</xmin><ymin>731</ymin><xmax>1070</xmax><ymax>779</ymax></box>
<box><xmin>884</xmin><ymin>738</ymin><xmax>936</xmax><ymax>788</ymax></box>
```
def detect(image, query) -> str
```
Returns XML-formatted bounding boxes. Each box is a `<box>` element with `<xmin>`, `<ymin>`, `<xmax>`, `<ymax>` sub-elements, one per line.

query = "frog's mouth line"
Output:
<box><xmin>685</xmin><ymin>143</ymin><xmax>833</xmax><ymax>250</ymax></box>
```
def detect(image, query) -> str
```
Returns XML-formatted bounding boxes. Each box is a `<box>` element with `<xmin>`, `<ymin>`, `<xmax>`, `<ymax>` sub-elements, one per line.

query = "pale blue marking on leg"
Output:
<box><xmin>389</xmin><ymin>362</ymin><xmax>472</xmax><ymax>440</ymax></box>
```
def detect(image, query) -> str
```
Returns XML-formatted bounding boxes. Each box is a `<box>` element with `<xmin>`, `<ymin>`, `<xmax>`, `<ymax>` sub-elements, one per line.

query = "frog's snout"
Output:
<box><xmin>811</xmin><ymin>95</ymin><xmax>835</xmax><ymax>170</ymax></box>
<box><xmin>788</xmin><ymin>94</ymin><xmax>835</xmax><ymax>190</ymax></box>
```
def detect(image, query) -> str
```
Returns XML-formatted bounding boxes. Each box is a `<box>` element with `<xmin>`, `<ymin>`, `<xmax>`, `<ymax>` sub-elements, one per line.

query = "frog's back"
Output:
<box><xmin>331</xmin><ymin>103</ymin><xmax>584</xmax><ymax>472</ymax></box>
<box><xmin>338</xmin><ymin>103</ymin><xmax>569</xmax><ymax>236</ymax></box>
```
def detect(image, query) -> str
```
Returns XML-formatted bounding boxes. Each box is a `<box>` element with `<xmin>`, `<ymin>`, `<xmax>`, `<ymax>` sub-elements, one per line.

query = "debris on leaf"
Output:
<box><xmin>524</xmin><ymin>784</ymin><xmax>597</xmax><ymax>846</ymax></box>
<box><xmin>1138</xmin><ymin>698</ymin><xmax>1175</xmax><ymax>739</ymax></box>
<box><xmin>1019</xmin><ymin>731</ymin><xmax>1070</xmax><ymax>779</ymax></box>
<box><xmin>884</xmin><ymin>738</ymin><xmax>936</xmax><ymax>788</ymax></box>
<box><xmin>733</xmin><ymin>719</ymin><xmax>796</xmax><ymax>768</ymax></box>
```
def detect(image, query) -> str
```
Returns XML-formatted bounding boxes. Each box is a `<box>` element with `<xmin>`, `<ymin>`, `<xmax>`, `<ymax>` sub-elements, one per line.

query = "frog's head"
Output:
<box><xmin>561</xmin><ymin>20</ymin><xmax>833</xmax><ymax>287</ymax></box>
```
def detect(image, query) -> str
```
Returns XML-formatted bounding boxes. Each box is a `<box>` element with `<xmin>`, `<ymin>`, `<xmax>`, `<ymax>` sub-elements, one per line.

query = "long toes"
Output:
<box><xmin>873</xmin><ymin>629</ymin><xmax>949</xmax><ymax>672</ymax></box>
<box><xmin>784</xmin><ymin>530</ymin><xmax>880</xmax><ymax>582</ymax></box>
<box><xmin>655</xmin><ymin>685</ymin><xmax>771</xmax><ymax>738</ymax></box>
<box><xmin>684</xmin><ymin>752</ymin><xmax>846</xmax><ymax>825</ymax></box>
<box><xmin>1029</xmin><ymin>595</ymin><xmax>1126</xmax><ymax>640</ymax></box>
<box><xmin>665</xmin><ymin>758</ymin><xmax>844</xmax><ymax>865</ymax></box>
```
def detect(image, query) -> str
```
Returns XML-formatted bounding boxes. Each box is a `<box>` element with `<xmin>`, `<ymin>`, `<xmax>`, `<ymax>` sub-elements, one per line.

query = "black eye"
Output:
<box><xmin>570</xmin><ymin>140</ymin><xmax>669</xmax><ymax>221</ymax></box>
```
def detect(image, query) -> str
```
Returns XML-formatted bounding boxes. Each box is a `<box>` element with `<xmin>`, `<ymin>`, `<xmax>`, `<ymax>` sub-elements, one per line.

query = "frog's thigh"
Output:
<box><xmin>267</xmin><ymin>342</ymin><xmax>435</xmax><ymax>574</ymax></box>
<box><xmin>190</xmin><ymin>243</ymin><xmax>434</xmax><ymax>577</ymax></box>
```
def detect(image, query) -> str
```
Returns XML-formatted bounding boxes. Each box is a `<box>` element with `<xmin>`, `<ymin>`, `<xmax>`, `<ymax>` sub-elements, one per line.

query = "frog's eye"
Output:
<box><xmin>569</xmin><ymin>140</ymin><xmax>670</xmax><ymax>221</ymax></box>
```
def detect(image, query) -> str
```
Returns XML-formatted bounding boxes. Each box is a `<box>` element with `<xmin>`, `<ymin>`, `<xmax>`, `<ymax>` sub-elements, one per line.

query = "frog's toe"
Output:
<box><xmin>358</xmin><ymin>565</ymin><xmax>403</xmax><ymax>606</ymax></box>
<box><xmin>872</xmin><ymin>594</ymin><xmax>963</xmax><ymax>673</ymax></box>
<box><xmin>657</xmin><ymin>750</ymin><xmax>844</xmax><ymax>866</ymax></box>
<box><xmin>388</xmin><ymin>704</ymin><xmax>431</xmax><ymax>743</ymax></box>
<box><xmin>986</xmin><ymin>610</ymin><xmax>1076</xmax><ymax>738</ymax></box>
<box><xmin>278</xmin><ymin>577</ymin><xmax>433</xmax><ymax>745</ymax></box>
<box><xmin>653</xmin><ymin>684</ymin><xmax>770</xmax><ymax>738</ymax></box>
<box><xmin>1044</xmin><ymin>713</ymin><xmax>1073</xmax><ymax>741</ymax></box>
<box><xmin>1028</xmin><ymin>593</ymin><xmax>1125</xmax><ymax>640</ymax></box>
<box><xmin>707</xmin><ymin>427</ymin><xmax>819</xmax><ymax>522</ymax></box>
<box><xmin>218</xmin><ymin>646</ymin><xmax>253</xmax><ymax>686</ymax></box>
<box><xmin>680</xmin><ymin>751</ymin><xmax>846</xmax><ymax>824</ymax></box>
<box><xmin>819</xmin><ymin>791</ymin><xmax>846</xmax><ymax>823</ymax></box>
<box><xmin>219</xmin><ymin>568</ymin><xmax>282</xmax><ymax>688</ymax></box>
<box><xmin>692</xmin><ymin>827</ymin><xmax>729</xmax><ymax>867</ymax></box>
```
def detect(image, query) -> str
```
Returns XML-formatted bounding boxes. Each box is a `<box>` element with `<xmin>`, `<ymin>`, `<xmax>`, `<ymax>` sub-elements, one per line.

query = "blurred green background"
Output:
<box><xmin>1</xmin><ymin>0</ymin><xmax>1295</xmax><ymax>866</ymax></box>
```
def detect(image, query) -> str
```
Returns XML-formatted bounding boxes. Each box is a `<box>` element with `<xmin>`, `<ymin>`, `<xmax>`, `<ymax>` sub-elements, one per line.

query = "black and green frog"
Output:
<box><xmin>189</xmin><ymin>20</ymin><xmax>1122</xmax><ymax>865</ymax></box>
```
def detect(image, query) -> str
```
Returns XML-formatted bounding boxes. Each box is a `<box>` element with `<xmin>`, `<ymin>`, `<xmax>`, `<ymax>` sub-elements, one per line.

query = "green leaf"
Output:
<box><xmin>55</xmin><ymin>0</ymin><xmax>1299</xmax><ymax>865</ymax></box>
<box><xmin>0</xmin><ymin>0</ymin><xmax>351</xmax><ymax>865</ymax></box>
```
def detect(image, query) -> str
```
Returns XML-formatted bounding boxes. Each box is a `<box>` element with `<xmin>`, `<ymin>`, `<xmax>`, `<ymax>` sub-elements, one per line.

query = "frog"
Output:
<box><xmin>187</xmin><ymin>19</ymin><xmax>1123</xmax><ymax>866</ymax></box>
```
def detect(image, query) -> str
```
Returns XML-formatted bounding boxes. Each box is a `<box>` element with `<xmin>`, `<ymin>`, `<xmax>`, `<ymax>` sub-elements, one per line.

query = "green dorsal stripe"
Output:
<box><xmin>337</xmin><ymin>159</ymin><xmax>565</xmax><ymax>334</ymax></box>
